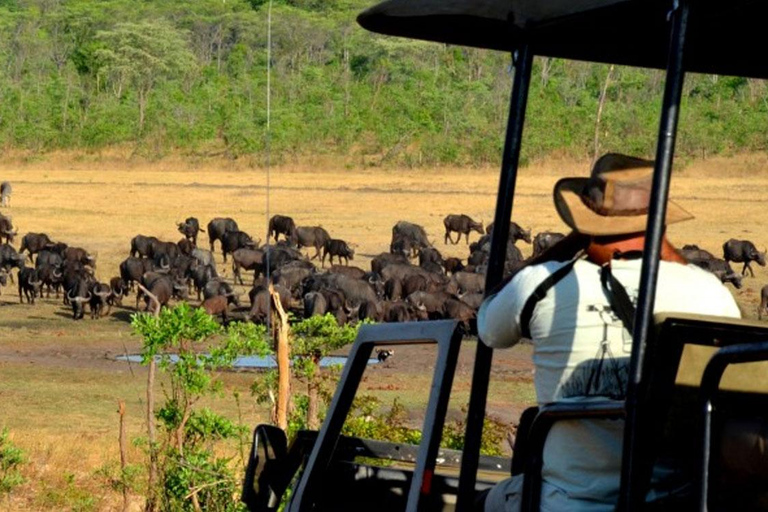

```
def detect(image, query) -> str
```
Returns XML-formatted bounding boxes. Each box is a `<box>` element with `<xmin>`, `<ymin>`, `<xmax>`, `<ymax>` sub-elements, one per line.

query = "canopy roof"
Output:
<box><xmin>358</xmin><ymin>0</ymin><xmax>768</xmax><ymax>79</ymax></box>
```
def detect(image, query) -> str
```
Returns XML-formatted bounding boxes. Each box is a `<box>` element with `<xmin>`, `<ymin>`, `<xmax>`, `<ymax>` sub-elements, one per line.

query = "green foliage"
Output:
<box><xmin>131</xmin><ymin>304</ymin><xmax>271</xmax><ymax>511</ymax></box>
<box><xmin>441</xmin><ymin>414</ymin><xmax>507</xmax><ymax>457</ymax></box>
<box><xmin>0</xmin><ymin>0</ymin><xmax>764</xmax><ymax>163</ymax></box>
<box><xmin>0</xmin><ymin>428</ymin><xmax>25</xmax><ymax>496</ymax></box>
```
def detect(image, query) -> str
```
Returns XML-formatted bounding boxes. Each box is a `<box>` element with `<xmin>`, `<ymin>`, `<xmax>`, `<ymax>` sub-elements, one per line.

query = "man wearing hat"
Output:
<box><xmin>478</xmin><ymin>154</ymin><xmax>740</xmax><ymax>511</ymax></box>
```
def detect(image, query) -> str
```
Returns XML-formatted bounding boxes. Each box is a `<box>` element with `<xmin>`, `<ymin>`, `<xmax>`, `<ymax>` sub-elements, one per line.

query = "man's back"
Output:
<box><xmin>479</xmin><ymin>258</ymin><xmax>740</xmax><ymax>508</ymax></box>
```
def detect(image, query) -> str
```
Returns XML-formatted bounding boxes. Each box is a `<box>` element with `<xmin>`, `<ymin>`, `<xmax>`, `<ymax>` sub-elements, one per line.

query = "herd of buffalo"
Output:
<box><xmin>0</xmin><ymin>209</ymin><xmax>767</xmax><ymax>328</ymax></box>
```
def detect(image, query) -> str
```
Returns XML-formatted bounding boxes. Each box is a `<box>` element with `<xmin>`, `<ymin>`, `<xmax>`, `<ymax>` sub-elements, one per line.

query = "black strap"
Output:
<box><xmin>520</xmin><ymin>259</ymin><xmax>578</xmax><ymax>339</ymax></box>
<box><xmin>600</xmin><ymin>264</ymin><xmax>636</xmax><ymax>333</ymax></box>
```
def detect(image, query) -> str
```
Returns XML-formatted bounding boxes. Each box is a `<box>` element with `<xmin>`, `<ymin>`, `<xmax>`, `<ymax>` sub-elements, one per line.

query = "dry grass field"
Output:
<box><xmin>1</xmin><ymin>152</ymin><xmax>768</xmax><ymax>510</ymax></box>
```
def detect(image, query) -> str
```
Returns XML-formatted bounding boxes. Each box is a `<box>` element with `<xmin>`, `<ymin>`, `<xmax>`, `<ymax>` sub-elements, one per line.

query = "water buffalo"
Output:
<box><xmin>723</xmin><ymin>239</ymin><xmax>766</xmax><ymax>277</ymax></box>
<box><xmin>485</xmin><ymin>221</ymin><xmax>532</xmax><ymax>244</ymax></box>
<box><xmin>443</xmin><ymin>298</ymin><xmax>476</xmax><ymax>333</ymax></box>
<box><xmin>203</xmin><ymin>278</ymin><xmax>235</xmax><ymax>301</ymax></box>
<box><xmin>232</xmin><ymin>248</ymin><xmax>264</xmax><ymax>285</ymax></box>
<box><xmin>296</xmin><ymin>226</ymin><xmax>330</xmax><ymax>260</ymax></box>
<box><xmin>0</xmin><ymin>213</ymin><xmax>16</xmax><ymax>244</ymax></box>
<box><xmin>268</xmin><ymin>215</ymin><xmax>298</xmax><ymax>243</ymax></box>
<box><xmin>191</xmin><ymin>248</ymin><xmax>215</xmax><ymax>268</ymax></box>
<box><xmin>328</xmin><ymin>265</ymin><xmax>366</xmax><ymax>280</ymax></box>
<box><xmin>67</xmin><ymin>278</ymin><xmax>92</xmax><ymax>319</ymax></box>
<box><xmin>0</xmin><ymin>244</ymin><xmax>25</xmax><ymax>280</ymax></box>
<box><xmin>532</xmin><ymin>232</ymin><xmax>566</xmax><ymax>257</ymax></box>
<box><xmin>138</xmin><ymin>272</ymin><xmax>188</xmax><ymax>311</ymax></box>
<box><xmin>130</xmin><ymin>235</ymin><xmax>159</xmax><ymax>259</ymax></box>
<box><xmin>322</xmin><ymin>239</ymin><xmax>354</xmax><ymax>267</ymax></box>
<box><xmin>191</xmin><ymin>264</ymin><xmax>218</xmax><ymax>300</ymax></box>
<box><xmin>177</xmin><ymin>217</ymin><xmax>205</xmax><ymax>246</ymax></box>
<box><xmin>221</xmin><ymin>230</ymin><xmax>257</xmax><ymax>262</ymax></box>
<box><xmin>248</xmin><ymin>284</ymin><xmax>293</xmax><ymax>324</ymax></box>
<box><xmin>405</xmin><ymin>291</ymin><xmax>455</xmax><ymax>320</ymax></box>
<box><xmin>207</xmin><ymin>217</ymin><xmax>239</xmax><ymax>253</ymax></box>
<box><xmin>108</xmin><ymin>277</ymin><xmax>129</xmax><ymax>306</ymax></box>
<box><xmin>18</xmin><ymin>267</ymin><xmax>42</xmax><ymax>304</ymax></box>
<box><xmin>303</xmin><ymin>291</ymin><xmax>328</xmax><ymax>318</ymax></box>
<box><xmin>19</xmin><ymin>233</ymin><xmax>53</xmax><ymax>261</ymax></box>
<box><xmin>371</xmin><ymin>252</ymin><xmax>409</xmax><ymax>275</ymax></box>
<box><xmin>0</xmin><ymin>181</ymin><xmax>11</xmax><ymax>208</ymax></box>
<box><xmin>689</xmin><ymin>257</ymin><xmax>743</xmax><ymax>289</ymax></box>
<box><xmin>443</xmin><ymin>257</ymin><xmax>465</xmax><ymax>275</ymax></box>
<box><xmin>36</xmin><ymin>263</ymin><xmax>63</xmax><ymax>298</ymax></box>
<box><xmin>272</xmin><ymin>263</ymin><xmax>315</xmax><ymax>299</ymax></box>
<box><xmin>177</xmin><ymin>238</ymin><xmax>194</xmax><ymax>256</ymax></box>
<box><xmin>89</xmin><ymin>282</ymin><xmax>112</xmax><ymax>318</ymax></box>
<box><xmin>120</xmin><ymin>257</ymin><xmax>155</xmax><ymax>291</ymax></box>
<box><xmin>263</xmin><ymin>244</ymin><xmax>304</xmax><ymax>272</ymax></box>
<box><xmin>384</xmin><ymin>278</ymin><xmax>403</xmax><ymax>301</ymax></box>
<box><xmin>760</xmin><ymin>285</ymin><xmax>768</xmax><ymax>320</ymax></box>
<box><xmin>444</xmin><ymin>214</ymin><xmax>484</xmax><ymax>244</ymax></box>
<box><xmin>64</xmin><ymin>246</ymin><xmax>96</xmax><ymax>268</ymax></box>
<box><xmin>202</xmin><ymin>294</ymin><xmax>238</xmax><ymax>322</ymax></box>
<box><xmin>391</xmin><ymin>221</ymin><xmax>431</xmax><ymax>257</ymax></box>
<box><xmin>680</xmin><ymin>245</ymin><xmax>717</xmax><ymax>262</ymax></box>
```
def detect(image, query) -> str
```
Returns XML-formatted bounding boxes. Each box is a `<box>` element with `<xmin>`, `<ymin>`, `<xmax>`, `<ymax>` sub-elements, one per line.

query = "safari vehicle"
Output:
<box><xmin>243</xmin><ymin>1</ymin><xmax>768</xmax><ymax>510</ymax></box>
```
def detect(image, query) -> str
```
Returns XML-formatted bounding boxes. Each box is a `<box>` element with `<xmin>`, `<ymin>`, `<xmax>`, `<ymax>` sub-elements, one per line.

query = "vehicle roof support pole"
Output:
<box><xmin>456</xmin><ymin>42</ymin><xmax>533</xmax><ymax>512</ymax></box>
<box><xmin>618</xmin><ymin>1</ymin><xmax>689</xmax><ymax>510</ymax></box>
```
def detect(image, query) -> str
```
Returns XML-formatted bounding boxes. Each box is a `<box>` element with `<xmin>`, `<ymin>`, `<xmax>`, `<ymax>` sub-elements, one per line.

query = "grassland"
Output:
<box><xmin>1</xmin><ymin>153</ymin><xmax>767</xmax><ymax>510</ymax></box>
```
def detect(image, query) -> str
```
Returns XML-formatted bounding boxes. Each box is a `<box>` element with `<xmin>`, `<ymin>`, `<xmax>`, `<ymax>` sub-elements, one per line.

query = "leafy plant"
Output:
<box><xmin>132</xmin><ymin>304</ymin><xmax>271</xmax><ymax>511</ymax></box>
<box><xmin>0</xmin><ymin>428</ymin><xmax>25</xmax><ymax>496</ymax></box>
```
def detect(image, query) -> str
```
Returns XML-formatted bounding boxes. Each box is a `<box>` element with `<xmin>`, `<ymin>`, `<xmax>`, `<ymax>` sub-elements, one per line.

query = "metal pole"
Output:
<box><xmin>456</xmin><ymin>43</ymin><xmax>533</xmax><ymax>511</ymax></box>
<box><xmin>618</xmin><ymin>1</ymin><xmax>689</xmax><ymax>509</ymax></box>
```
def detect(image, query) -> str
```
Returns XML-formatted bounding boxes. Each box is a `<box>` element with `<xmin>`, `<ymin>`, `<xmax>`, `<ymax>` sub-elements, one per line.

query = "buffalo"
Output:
<box><xmin>19</xmin><ymin>233</ymin><xmax>53</xmax><ymax>261</ymax></box>
<box><xmin>108</xmin><ymin>277</ymin><xmax>129</xmax><ymax>306</ymax></box>
<box><xmin>18</xmin><ymin>267</ymin><xmax>42</xmax><ymax>304</ymax></box>
<box><xmin>221</xmin><ymin>230</ymin><xmax>257</xmax><ymax>262</ymax></box>
<box><xmin>722</xmin><ymin>239</ymin><xmax>766</xmax><ymax>277</ymax></box>
<box><xmin>130</xmin><ymin>235</ymin><xmax>159</xmax><ymax>259</ymax></box>
<box><xmin>268</xmin><ymin>215</ymin><xmax>298</xmax><ymax>243</ymax></box>
<box><xmin>232</xmin><ymin>248</ymin><xmax>264</xmax><ymax>285</ymax></box>
<box><xmin>391</xmin><ymin>221</ymin><xmax>431</xmax><ymax>257</ymax></box>
<box><xmin>322</xmin><ymin>239</ymin><xmax>354</xmax><ymax>267</ymax></box>
<box><xmin>532</xmin><ymin>232</ymin><xmax>566</xmax><ymax>257</ymax></box>
<box><xmin>89</xmin><ymin>282</ymin><xmax>112</xmax><ymax>318</ymax></box>
<box><xmin>0</xmin><ymin>181</ymin><xmax>11</xmax><ymax>208</ymax></box>
<box><xmin>443</xmin><ymin>214</ymin><xmax>483</xmax><ymax>244</ymax></box>
<box><xmin>191</xmin><ymin>264</ymin><xmax>218</xmax><ymax>300</ymax></box>
<box><xmin>485</xmin><ymin>221</ymin><xmax>532</xmax><ymax>244</ymax></box>
<box><xmin>207</xmin><ymin>217</ymin><xmax>239</xmax><ymax>253</ymax></box>
<box><xmin>296</xmin><ymin>226</ymin><xmax>330</xmax><ymax>260</ymax></box>
<box><xmin>120</xmin><ymin>257</ymin><xmax>155</xmax><ymax>291</ymax></box>
<box><xmin>202</xmin><ymin>294</ymin><xmax>238</xmax><ymax>322</ymax></box>
<box><xmin>67</xmin><ymin>278</ymin><xmax>92</xmax><ymax>319</ymax></box>
<box><xmin>0</xmin><ymin>213</ymin><xmax>16</xmax><ymax>244</ymax></box>
<box><xmin>177</xmin><ymin>217</ymin><xmax>205</xmax><ymax>246</ymax></box>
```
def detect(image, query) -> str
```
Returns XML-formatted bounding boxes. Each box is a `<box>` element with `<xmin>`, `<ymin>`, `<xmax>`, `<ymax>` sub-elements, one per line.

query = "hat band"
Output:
<box><xmin>581</xmin><ymin>195</ymin><xmax>649</xmax><ymax>217</ymax></box>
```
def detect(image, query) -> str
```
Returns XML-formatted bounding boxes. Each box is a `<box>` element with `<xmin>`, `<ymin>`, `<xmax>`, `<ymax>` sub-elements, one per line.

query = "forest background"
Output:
<box><xmin>1</xmin><ymin>0</ymin><xmax>766</xmax><ymax>167</ymax></box>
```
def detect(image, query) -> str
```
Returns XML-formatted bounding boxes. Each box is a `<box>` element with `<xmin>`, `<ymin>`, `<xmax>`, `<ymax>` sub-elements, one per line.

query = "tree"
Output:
<box><xmin>95</xmin><ymin>20</ymin><xmax>197</xmax><ymax>133</ymax></box>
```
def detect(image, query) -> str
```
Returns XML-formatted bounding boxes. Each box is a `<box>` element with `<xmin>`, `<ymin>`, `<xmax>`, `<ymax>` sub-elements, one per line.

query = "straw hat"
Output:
<box><xmin>553</xmin><ymin>153</ymin><xmax>693</xmax><ymax>236</ymax></box>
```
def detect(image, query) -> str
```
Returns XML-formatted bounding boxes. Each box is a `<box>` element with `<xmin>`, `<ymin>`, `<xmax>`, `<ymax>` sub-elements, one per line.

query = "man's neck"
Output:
<box><xmin>586</xmin><ymin>235</ymin><xmax>687</xmax><ymax>265</ymax></box>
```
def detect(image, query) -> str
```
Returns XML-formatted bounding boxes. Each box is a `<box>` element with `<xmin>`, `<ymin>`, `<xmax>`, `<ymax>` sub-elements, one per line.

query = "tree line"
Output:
<box><xmin>1</xmin><ymin>0</ymin><xmax>766</xmax><ymax>166</ymax></box>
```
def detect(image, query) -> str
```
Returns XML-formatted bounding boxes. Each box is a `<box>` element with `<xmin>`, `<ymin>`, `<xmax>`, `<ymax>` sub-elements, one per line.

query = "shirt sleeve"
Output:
<box><xmin>478</xmin><ymin>263</ymin><xmax>560</xmax><ymax>349</ymax></box>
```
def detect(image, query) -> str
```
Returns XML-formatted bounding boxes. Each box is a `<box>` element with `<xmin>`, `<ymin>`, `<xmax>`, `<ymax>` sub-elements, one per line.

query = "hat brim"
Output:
<box><xmin>554</xmin><ymin>177</ymin><xmax>694</xmax><ymax>236</ymax></box>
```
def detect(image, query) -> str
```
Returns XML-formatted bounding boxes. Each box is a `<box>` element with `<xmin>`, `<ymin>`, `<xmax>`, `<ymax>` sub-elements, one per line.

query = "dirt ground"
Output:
<box><xmin>1</xmin><ymin>153</ymin><xmax>768</xmax><ymax>509</ymax></box>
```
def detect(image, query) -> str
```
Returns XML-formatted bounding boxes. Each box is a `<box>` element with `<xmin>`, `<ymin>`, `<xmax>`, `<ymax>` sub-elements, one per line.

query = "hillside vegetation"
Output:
<box><xmin>1</xmin><ymin>0</ymin><xmax>767</xmax><ymax>166</ymax></box>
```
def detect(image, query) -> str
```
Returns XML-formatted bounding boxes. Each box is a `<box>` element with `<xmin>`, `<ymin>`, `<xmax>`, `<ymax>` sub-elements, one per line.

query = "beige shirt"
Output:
<box><xmin>478</xmin><ymin>259</ymin><xmax>740</xmax><ymax>507</ymax></box>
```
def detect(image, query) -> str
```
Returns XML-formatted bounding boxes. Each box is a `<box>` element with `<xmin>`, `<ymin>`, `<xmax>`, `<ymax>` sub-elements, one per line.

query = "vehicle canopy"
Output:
<box><xmin>359</xmin><ymin>0</ymin><xmax>768</xmax><ymax>79</ymax></box>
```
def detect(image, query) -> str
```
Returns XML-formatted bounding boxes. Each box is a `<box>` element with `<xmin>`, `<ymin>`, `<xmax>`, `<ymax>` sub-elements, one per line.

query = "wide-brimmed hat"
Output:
<box><xmin>553</xmin><ymin>153</ymin><xmax>693</xmax><ymax>236</ymax></box>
